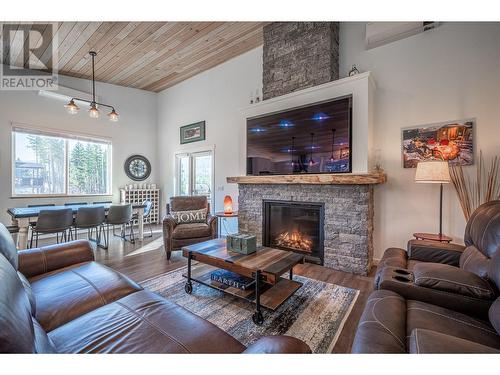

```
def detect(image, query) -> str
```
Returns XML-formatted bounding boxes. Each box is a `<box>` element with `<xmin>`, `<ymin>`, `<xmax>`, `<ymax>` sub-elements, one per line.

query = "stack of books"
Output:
<box><xmin>210</xmin><ymin>270</ymin><xmax>255</xmax><ymax>290</ymax></box>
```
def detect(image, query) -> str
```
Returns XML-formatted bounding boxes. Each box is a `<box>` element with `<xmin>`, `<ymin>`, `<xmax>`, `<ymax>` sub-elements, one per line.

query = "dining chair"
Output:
<box><xmin>103</xmin><ymin>204</ymin><xmax>134</xmax><ymax>249</ymax></box>
<box><xmin>130</xmin><ymin>200</ymin><xmax>154</xmax><ymax>238</ymax></box>
<box><xmin>27</xmin><ymin>204</ymin><xmax>56</xmax><ymax>229</ymax></box>
<box><xmin>30</xmin><ymin>208</ymin><xmax>74</xmax><ymax>248</ymax></box>
<box><xmin>74</xmin><ymin>206</ymin><xmax>105</xmax><ymax>247</ymax></box>
<box><xmin>64</xmin><ymin>202</ymin><xmax>88</xmax><ymax>206</ymax></box>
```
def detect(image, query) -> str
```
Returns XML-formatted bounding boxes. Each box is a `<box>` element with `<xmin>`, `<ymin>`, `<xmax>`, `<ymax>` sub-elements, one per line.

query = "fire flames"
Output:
<box><xmin>275</xmin><ymin>230</ymin><xmax>313</xmax><ymax>252</ymax></box>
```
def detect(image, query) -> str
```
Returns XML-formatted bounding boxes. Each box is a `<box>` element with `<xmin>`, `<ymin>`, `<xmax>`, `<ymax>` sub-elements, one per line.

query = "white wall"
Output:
<box><xmin>0</xmin><ymin>73</ymin><xmax>157</xmax><ymax>223</ymax></box>
<box><xmin>157</xmin><ymin>22</ymin><xmax>500</xmax><ymax>260</ymax></box>
<box><xmin>340</xmin><ymin>22</ymin><xmax>500</xmax><ymax>257</ymax></box>
<box><xmin>157</xmin><ymin>47</ymin><xmax>263</xmax><ymax>213</ymax></box>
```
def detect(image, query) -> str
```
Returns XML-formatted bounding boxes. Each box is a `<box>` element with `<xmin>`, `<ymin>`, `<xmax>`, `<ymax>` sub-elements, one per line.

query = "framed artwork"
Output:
<box><xmin>180</xmin><ymin>121</ymin><xmax>206</xmax><ymax>144</ymax></box>
<box><xmin>402</xmin><ymin>118</ymin><xmax>475</xmax><ymax>168</ymax></box>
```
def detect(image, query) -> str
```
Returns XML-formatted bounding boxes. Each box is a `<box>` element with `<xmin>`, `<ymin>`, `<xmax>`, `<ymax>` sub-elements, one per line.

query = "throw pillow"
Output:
<box><xmin>170</xmin><ymin>208</ymin><xmax>207</xmax><ymax>224</ymax></box>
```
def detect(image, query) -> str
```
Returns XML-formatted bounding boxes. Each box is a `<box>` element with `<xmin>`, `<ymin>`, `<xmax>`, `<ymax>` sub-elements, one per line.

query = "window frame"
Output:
<box><xmin>11</xmin><ymin>124</ymin><xmax>113</xmax><ymax>198</ymax></box>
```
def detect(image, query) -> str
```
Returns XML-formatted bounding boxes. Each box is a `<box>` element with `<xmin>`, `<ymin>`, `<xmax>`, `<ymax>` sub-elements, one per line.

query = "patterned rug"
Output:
<box><xmin>141</xmin><ymin>265</ymin><xmax>359</xmax><ymax>353</ymax></box>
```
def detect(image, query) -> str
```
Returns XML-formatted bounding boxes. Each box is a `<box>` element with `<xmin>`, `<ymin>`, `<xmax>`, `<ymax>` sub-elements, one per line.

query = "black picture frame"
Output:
<box><xmin>124</xmin><ymin>154</ymin><xmax>151</xmax><ymax>181</ymax></box>
<box><xmin>180</xmin><ymin>121</ymin><xmax>206</xmax><ymax>144</ymax></box>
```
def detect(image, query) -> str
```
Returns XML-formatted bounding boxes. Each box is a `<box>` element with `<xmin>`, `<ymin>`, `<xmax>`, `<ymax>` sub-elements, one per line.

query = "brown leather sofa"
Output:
<box><xmin>374</xmin><ymin>200</ymin><xmax>500</xmax><ymax>319</ymax></box>
<box><xmin>162</xmin><ymin>196</ymin><xmax>217</xmax><ymax>260</ymax></box>
<box><xmin>352</xmin><ymin>201</ymin><xmax>500</xmax><ymax>353</ymax></box>
<box><xmin>352</xmin><ymin>251</ymin><xmax>500</xmax><ymax>353</ymax></box>
<box><xmin>0</xmin><ymin>223</ymin><xmax>310</xmax><ymax>354</ymax></box>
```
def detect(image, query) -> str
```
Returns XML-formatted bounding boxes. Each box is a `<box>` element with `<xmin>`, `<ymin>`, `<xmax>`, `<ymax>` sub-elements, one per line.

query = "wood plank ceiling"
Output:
<box><xmin>1</xmin><ymin>22</ymin><xmax>266</xmax><ymax>92</ymax></box>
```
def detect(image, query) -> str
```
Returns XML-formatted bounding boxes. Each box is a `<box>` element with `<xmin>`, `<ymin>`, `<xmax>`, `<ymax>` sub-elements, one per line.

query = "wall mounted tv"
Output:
<box><xmin>246</xmin><ymin>95</ymin><xmax>352</xmax><ymax>175</ymax></box>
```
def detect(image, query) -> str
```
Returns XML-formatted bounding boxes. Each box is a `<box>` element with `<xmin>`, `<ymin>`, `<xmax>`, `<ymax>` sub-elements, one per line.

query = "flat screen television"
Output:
<box><xmin>246</xmin><ymin>95</ymin><xmax>352</xmax><ymax>175</ymax></box>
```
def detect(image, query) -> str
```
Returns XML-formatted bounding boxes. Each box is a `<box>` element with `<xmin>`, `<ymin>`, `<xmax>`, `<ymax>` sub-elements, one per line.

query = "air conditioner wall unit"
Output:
<box><xmin>37</xmin><ymin>85</ymin><xmax>99</xmax><ymax>106</ymax></box>
<box><xmin>365</xmin><ymin>22</ymin><xmax>440</xmax><ymax>50</ymax></box>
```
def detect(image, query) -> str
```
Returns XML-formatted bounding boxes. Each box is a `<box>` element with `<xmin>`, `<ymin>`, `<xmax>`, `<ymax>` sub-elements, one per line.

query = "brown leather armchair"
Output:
<box><xmin>162</xmin><ymin>196</ymin><xmax>218</xmax><ymax>260</ymax></box>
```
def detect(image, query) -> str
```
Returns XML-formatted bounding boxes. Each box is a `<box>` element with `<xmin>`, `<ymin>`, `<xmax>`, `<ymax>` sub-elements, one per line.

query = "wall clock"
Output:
<box><xmin>124</xmin><ymin>155</ymin><xmax>151</xmax><ymax>181</ymax></box>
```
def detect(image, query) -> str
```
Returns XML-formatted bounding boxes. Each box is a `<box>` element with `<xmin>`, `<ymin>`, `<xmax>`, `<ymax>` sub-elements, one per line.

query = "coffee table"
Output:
<box><xmin>182</xmin><ymin>238</ymin><xmax>304</xmax><ymax>325</ymax></box>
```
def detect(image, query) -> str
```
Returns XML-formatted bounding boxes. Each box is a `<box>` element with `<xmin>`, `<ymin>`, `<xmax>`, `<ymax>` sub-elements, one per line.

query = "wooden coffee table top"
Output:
<box><xmin>182</xmin><ymin>238</ymin><xmax>304</xmax><ymax>279</ymax></box>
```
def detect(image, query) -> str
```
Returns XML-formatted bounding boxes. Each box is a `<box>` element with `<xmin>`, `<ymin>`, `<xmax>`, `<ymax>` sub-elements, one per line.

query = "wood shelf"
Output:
<box><xmin>226</xmin><ymin>172</ymin><xmax>386</xmax><ymax>185</ymax></box>
<box><xmin>120</xmin><ymin>188</ymin><xmax>160</xmax><ymax>224</ymax></box>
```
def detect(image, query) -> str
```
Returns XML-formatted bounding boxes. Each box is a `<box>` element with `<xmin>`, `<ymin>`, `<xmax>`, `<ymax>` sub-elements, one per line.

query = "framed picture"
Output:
<box><xmin>401</xmin><ymin>118</ymin><xmax>475</xmax><ymax>168</ymax></box>
<box><xmin>180</xmin><ymin>121</ymin><xmax>206</xmax><ymax>144</ymax></box>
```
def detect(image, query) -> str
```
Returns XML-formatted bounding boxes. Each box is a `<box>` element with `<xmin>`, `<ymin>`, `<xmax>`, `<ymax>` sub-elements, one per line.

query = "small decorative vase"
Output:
<box><xmin>348</xmin><ymin>64</ymin><xmax>360</xmax><ymax>76</ymax></box>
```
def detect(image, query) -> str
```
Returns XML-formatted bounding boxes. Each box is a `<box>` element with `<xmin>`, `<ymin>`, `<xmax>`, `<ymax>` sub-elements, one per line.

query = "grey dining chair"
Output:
<box><xmin>74</xmin><ymin>206</ymin><xmax>106</xmax><ymax>247</ymax></box>
<box><xmin>27</xmin><ymin>204</ymin><xmax>56</xmax><ymax>228</ymax></box>
<box><xmin>103</xmin><ymin>204</ymin><xmax>134</xmax><ymax>249</ymax></box>
<box><xmin>30</xmin><ymin>208</ymin><xmax>74</xmax><ymax>248</ymax></box>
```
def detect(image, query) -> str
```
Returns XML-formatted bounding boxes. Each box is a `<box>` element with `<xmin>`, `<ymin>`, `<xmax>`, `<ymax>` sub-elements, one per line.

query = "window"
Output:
<box><xmin>12</xmin><ymin>127</ymin><xmax>112</xmax><ymax>196</ymax></box>
<box><xmin>175</xmin><ymin>150</ymin><xmax>213</xmax><ymax>207</ymax></box>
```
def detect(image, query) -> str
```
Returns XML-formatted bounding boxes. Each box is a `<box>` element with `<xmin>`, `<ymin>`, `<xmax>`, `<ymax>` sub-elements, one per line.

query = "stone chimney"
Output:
<box><xmin>262</xmin><ymin>22</ymin><xmax>339</xmax><ymax>100</ymax></box>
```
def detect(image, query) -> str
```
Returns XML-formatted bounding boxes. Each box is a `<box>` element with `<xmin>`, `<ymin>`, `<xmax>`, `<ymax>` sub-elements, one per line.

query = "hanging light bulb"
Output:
<box><xmin>65</xmin><ymin>99</ymin><xmax>79</xmax><ymax>114</ymax></box>
<box><xmin>108</xmin><ymin>108</ymin><xmax>119</xmax><ymax>122</ymax></box>
<box><xmin>89</xmin><ymin>103</ymin><xmax>100</xmax><ymax>119</ymax></box>
<box><xmin>308</xmin><ymin>133</ymin><xmax>315</xmax><ymax>166</ymax></box>
<box><xmin>330</xmin><ymin>129</ymin><xmax>336</xmax><ymax>162</ymax></box>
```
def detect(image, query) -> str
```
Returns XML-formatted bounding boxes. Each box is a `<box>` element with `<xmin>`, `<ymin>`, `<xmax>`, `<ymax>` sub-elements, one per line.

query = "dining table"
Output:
<box><xmin>7</xmin><ymin>203</ymin><xmax>146</xmax><ymax>250</ymax></box>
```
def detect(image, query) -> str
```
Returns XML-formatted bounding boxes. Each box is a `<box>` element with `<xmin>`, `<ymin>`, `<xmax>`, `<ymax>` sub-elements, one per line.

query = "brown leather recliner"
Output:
<box><xmin>352</xmin><ymin>251</ymin><xmax>500</xmax><ymax>353</ymax></box>
<box><xmin>0</xmin><ymin>223</ymin><xmax>310</xmax><ymax>354</ymax></box>
<box><xmin>162</xmin><ymin>196</ymin><xmax>217</xmax><ymax>260</ymax></box>
<box><xmin>374</xmin><ymin>200</ymin><xmax>500</xmax><ymax>319</ymax></box>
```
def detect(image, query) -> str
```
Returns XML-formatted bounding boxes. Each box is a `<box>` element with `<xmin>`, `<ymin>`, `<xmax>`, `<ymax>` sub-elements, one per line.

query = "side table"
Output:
<box><xmin>413</xmin><ymin>232</ymin><xmax>453</xmax><ymax>243</ymax></box>
<box><xmin>215</xmin><ymin>211</ymin><xmax>238</xmax><ymax>237</ymax></box>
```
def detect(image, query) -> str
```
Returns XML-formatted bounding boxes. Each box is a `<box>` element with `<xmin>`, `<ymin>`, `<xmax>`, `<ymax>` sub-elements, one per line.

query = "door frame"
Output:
<box><xmin>174</xmin><ymin>144</ymin><xmax>215</xmax><ymax>211</ymax></box>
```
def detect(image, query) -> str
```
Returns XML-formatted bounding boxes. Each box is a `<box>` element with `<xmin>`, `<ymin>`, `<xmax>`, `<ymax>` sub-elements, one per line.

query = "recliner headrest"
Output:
<box><xmin>0</xmin><ymin>223</ymin><xmax>18</xmax><ymax>270</ymax></box>
<box><xmin>464</xmin><ymin>200</ymin><xmax>500</xmax><ymax>259</ymax></box>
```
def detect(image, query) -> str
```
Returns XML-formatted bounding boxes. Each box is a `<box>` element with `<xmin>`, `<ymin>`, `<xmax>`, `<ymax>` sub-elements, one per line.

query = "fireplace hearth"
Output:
<box><xmin>263</xmin><ymin>200</ymin><xmax>324</xmax><ymax>264</ymax></box>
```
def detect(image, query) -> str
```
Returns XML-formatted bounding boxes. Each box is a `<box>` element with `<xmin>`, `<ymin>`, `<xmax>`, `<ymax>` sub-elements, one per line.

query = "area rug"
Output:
<box><xmin>141</xmin><ymin>265</ymin><xmax>359</xmax><ymax>353</ymax></box>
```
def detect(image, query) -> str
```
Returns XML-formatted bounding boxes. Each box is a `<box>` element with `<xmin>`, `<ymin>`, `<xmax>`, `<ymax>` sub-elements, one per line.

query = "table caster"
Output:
<box><xmin>185</xmin><ymin>282</ymin><xmax>193</xmax><ymax>294</ymax></box>
<box><xmin>252</xmin><ymin>311</ymin><xmax>264</xmax><ymax>325</ymax></box>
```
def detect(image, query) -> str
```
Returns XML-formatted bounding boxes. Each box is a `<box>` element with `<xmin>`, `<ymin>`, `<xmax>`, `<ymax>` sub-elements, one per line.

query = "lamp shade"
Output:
<box><xmin>223</xmin><ymin>195</ymin><xmax>233</xmax><ymax>214</ymax></box>
<box><xmin>415</xmin><ymin>161</ymin><xmax>451</xmax><ymax>183</ymax></box>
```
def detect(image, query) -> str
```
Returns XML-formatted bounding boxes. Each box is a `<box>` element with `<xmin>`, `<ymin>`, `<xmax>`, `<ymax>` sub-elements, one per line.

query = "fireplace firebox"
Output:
<box><xmin>262</xmin><ymin>200</ymin><xmax>324</xmax><ymax>264</ymax></box>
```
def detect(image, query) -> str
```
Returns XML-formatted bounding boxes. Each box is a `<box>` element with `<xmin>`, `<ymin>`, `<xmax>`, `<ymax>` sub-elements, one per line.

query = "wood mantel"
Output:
<box><xmin>226</xmin><ymin>172</ymin><xmax>386</xmax><ymax>185</ymax></box>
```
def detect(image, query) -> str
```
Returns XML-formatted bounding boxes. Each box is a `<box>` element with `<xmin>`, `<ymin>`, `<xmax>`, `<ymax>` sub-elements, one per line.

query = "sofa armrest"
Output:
<box><xmin>207</xmin><ymin>214</ymin><xmax>217</xmax><ymax>238</ymax></box>
<box><xmin>409</xmin><ymin>329</ymin><xmax>500</xmax><ymax>354</ymax></box>
<box><xmin>413</xmin><ymin>263</ymin><xmax>496</xmax><ymax>300</ymax></box>
<box><xmin>242</xmin><ymin>336</ymin><xmax>311</xmax><ymax>354</ymax></box>
<box><xmin>18</xmin><ymin>240</ymin><xmax>94</xmax><ymax>278</ymax></box>
<box><xmin>407</xmin><ymin>239</ymin><xmax>465</xmax><ymax>266</ymax></box>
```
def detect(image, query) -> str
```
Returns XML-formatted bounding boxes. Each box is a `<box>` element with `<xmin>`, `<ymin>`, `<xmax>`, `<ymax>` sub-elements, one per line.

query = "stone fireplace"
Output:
<box><xmin>263</xmin><ymin>199</ymin><xmax>324</xmax><ymax>265</ymax></box>
<box><xmin>234</xmin><ymin>180</ymin><xmax>378</xmax><ymax>275</ymax></box>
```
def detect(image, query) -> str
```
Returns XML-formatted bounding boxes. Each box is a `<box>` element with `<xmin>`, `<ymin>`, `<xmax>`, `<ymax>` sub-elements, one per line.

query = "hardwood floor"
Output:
<box><xmin>39</xmin><ymin>225</ymin><xmax>374</xmax><ymax>353</ymax></box>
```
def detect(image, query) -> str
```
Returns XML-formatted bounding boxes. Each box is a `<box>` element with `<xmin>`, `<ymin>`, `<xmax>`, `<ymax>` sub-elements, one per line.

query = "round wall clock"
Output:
<box><xmin>124</xmin><ymin>155</ymin><xmax>151</xmax><ymax>181</ymax></box>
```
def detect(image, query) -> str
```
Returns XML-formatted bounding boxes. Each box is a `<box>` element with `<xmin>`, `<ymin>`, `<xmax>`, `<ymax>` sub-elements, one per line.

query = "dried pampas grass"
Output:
<box><xmin>450</xmin><ymin>151</ymin><xmax>500</xmax><ymax>220</ymax></box>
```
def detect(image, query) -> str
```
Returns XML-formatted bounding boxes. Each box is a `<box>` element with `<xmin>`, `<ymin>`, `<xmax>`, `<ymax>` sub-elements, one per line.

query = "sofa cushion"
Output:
<box><xmin>464</xmin><ymin>200</ymin><xmax>500</xmax><ymax>258</ymax></box>
<box><xmin>406</xmin><ymin>299</ymin><xmax>500</xmax><ymax>349</ymax></box>
<box><xmin>170</xmin><ymin>208</ymin><xmax>207</xmax><ymax>224</ymax></box>
<box><xmin>413</xmin><ymin>263</ymin><xmax>495</xmax><ymax>300</ymax></box>
<box><xmin>0</xmin><ymin>254</ymin><xmax>35</xmax><ymax>353</ymax></box>
<box><xmin>460</xmin><ymin>245</ymin><xmax>490</xmax><ymax>278</ymax></box>
<box><xmin>48</xmin><ymin>290</ymin><xmax>246</xmax><ymax>354</ymax></box>
<box><xmin>173</xmin><ymin>222</ymin><xmax>211</xmax><ymax>239</ymax></box>
<box><xmin>351</xmin><ymin>290</ymin><xmax>407</xmax><ymax>353</ymax></box>
<box><xmin>29</xmin><ymin>261</ymin><xmax>142</xmax><ymax>332</ymax></box>
<box><xmin>409</xmin><ymin>328</ymin><xmax>500</xmax><ymax>354</ymax></box>
<box><xmin>18</xmin><ymin>271</ymin><xmax>36</xmax><ymax>315</ymax></box>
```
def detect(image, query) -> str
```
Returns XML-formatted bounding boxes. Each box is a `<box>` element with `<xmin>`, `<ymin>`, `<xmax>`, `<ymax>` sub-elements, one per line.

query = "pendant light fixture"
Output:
<box><xmin>308</xmin><ymin>133</ymin><xmax>315</xmax><ymax>167</ymax></box>
<box><xmin>65</xmin><ymin>51</ymin><xmax>119</xmax><ymax>122</ymax></box>
<box><xmin>330</xmin><ymin>129</ymin><xmax>336</xmax><ymax>162</ymax></box>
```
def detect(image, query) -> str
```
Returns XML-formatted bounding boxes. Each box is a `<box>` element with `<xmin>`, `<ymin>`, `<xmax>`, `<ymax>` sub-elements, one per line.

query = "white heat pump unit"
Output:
<box><xmin>365</xmin><ymin>22</ymin><xmax>440</xmax><ymax>50</ymax></box>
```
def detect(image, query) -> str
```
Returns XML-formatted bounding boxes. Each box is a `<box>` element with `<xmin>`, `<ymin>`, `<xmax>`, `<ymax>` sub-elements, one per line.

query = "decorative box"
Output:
<box><xmin>226</xmin><ymin>233</ymin><xmax>257</xmax><ymax>254</ymax></box>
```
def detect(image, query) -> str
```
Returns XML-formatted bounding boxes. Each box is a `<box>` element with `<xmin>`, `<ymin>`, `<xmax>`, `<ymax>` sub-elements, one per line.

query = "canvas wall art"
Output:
<box><xmin>402</xmin><ymin>119</ymin><xmax>474</xmax><ymax>168</ymax></box>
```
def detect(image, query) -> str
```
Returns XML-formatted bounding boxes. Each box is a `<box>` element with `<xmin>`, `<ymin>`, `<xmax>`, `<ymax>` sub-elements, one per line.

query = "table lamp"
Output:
<box><xmin>415</xmin><ymin>161</ymin><xmax>451</xmax><ymax>236</ymax></box>
<box><xmin>223</xmin><ymin>195</ymin><xmax>233</xmax><ymax>215</ymax></box>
